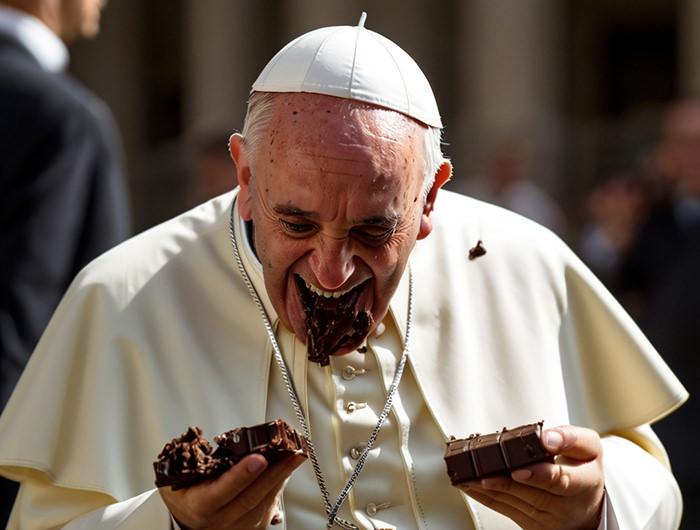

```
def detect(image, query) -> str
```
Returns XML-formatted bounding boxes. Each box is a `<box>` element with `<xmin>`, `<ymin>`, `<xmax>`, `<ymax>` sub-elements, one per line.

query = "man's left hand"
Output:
<box><xmin>457</xmin><ymin>425</ymin><xmax>605</xmax><ymax>530</ymax></box>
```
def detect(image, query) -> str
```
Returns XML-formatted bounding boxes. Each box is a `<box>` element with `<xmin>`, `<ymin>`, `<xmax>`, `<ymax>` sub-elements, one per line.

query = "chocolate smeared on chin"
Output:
<box><xmin>295</xmin><ymin>275</ymin><xmax>374</xmax><ymax>366</ymax></box>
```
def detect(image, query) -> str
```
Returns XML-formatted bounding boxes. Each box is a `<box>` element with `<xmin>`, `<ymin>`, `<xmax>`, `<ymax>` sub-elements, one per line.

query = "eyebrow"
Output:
<box><xmin>272</xmin><ymin>204</ymin><xmax>399</xmax><ymax>226</ymax></box>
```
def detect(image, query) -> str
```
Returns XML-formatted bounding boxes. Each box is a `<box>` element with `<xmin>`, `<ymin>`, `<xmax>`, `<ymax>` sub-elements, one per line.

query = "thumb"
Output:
<box><xmin>543</xmin><ymin>426</ymin><xmax>601</xmax><ymax>461</ymax></box>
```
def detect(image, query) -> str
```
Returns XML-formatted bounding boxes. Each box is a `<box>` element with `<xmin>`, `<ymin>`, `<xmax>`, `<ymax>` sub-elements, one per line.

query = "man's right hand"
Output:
<box><xmin>158</xmin><ymin>452</ymin><xmax>307</xmax><ymax>529</ymax></box>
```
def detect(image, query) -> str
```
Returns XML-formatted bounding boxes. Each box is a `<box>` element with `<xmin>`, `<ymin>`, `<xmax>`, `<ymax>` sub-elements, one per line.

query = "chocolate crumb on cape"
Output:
<box><xmin>468</xmin><ymin>240</ymin><xmax>487</xmax><ymax>260</ymax></box>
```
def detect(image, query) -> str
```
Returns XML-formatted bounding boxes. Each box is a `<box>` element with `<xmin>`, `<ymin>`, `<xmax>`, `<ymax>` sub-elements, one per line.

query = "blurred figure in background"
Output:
<box><xmin>0</xmin><ymin>0</ymin><xmax>132</xmax><ymax>523</ymax></box>
<box><xmin>615</xmin><ymin>97</ymin><xmax>700</xmax><ymax>319</ymax></box>
<box><xmin>578</xmin><ymin>171</ymin><xmax>651</xmax><ymax>291</ymax></box>
<box><xmin>191</xmin><ymin>132</ymin><xmax>238</xmax><ymax>202</ymax></box>
<box><xmin>641</xmin><ymin>224</ymin><xmax>700</xmax><ymax>529</ymax></box>
<box><xmin>581</xmin><ymin>97</ymin><xmax>700</xmax><ymax>529</ymax></box>
<box><xmin>620</xmin><ymin>97</ymin><xmax>700</xmax><ymax>530</ymax></box>
<box><xmin>459</xmin><ymin>137</ymin><xmax>568</xmax><ymax>238</ymax></box>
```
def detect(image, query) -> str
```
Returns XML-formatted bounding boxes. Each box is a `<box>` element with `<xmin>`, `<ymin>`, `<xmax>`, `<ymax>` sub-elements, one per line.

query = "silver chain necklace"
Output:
<box><xmin>229</xmin><ymin>203</ymin><xmax>413</xmax><ymax>529</ymax></box>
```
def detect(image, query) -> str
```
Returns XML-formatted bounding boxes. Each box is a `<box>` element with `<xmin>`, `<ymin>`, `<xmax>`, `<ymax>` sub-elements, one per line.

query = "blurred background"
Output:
<box><xmin>70</xmin><ymin>0</ymin><xmax>696</xmax><ymax>235</ymax></box>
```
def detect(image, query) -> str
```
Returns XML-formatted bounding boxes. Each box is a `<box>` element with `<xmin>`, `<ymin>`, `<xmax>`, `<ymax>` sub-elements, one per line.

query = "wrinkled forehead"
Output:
<box><xmin>256</xmin><ymin>93</ymin><xmax>422</xmax><ymax>168</ymax></box>
<box><xmin>269</xmin><ymin>93</ymin><xmax>422</xmax><ymax>141</ymax></box>
<box><xmin>248</xmin><ymin>93</ymin><xmax>426</xmax><ymax>191</ymax></box>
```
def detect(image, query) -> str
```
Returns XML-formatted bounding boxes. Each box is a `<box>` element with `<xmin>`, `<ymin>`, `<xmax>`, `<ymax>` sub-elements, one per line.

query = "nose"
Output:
<box><xmin>308</xmin><ymin>236</ymin><xmax>356</xmax><ymax>290</ymax></box>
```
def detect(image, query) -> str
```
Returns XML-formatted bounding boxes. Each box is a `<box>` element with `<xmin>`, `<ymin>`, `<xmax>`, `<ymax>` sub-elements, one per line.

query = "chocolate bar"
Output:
<box><xmin>154</xmin><ymin>420</ymin><xmax>308</xmax><ymax>490</ymax></box>
<box><xmin>213</xmin><ymin>419</ymin><xmax>309</xmax><ymax>465</ymax></box>
<box><xmin>444</xmin><ymin>421</ymin><xmax>552</xmax><ymax>485</ymax></box>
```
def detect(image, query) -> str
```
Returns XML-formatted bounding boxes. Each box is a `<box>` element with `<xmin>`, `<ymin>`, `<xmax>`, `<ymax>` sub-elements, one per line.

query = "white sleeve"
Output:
<box><xmin>595</xmin><ymin>489</ymin><xmax>620</xmax><ymax>530</ymax></box>
<box><xmin>63</xmin><ymin>489</ymin><xmax>172</xmax><ymax>529</ymax></box>
<box><xmin>601</xmin><ymin>433</ymin><xmax>682</xmax><ymax>530</ymax></box>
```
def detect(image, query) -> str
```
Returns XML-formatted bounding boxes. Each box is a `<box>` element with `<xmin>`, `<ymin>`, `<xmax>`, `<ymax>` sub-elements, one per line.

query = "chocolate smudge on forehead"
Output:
<box><xmin>295</xmin><ymin>275</ymin><xmax>373</xmax><ymax>366</ymax></box>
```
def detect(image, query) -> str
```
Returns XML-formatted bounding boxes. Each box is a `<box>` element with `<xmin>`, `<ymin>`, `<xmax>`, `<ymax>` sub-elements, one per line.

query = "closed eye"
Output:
<box><xmin>352</xmin><ymin>226</ymin><xmax>396</xmax><ymax>247</ymax></box>
<box><xmin>279</xmin><ymin>219</ymin><xmax>317</xmax><ymax>237</ymax></box>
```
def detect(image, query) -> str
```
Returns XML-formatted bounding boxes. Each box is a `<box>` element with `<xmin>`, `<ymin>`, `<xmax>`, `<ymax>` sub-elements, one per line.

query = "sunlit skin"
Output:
<box><xmin>60</xmin><ymin>0</ymin><xmax>105</xmax><ymax>44</ymax></box>
<box><xmin>4</xmin><ymin>0</ymin><xmax>106</xmax><ymax>45</ymax></box>
<box><xmin>231</xmin><ymin>93</ymin><xmax>451</xmax><ymax>357</ymax></box>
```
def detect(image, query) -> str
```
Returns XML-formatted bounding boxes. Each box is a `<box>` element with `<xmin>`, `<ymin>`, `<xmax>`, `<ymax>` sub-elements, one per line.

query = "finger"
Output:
<box><xmin>218</xmin><ymin>454</ymin><xmax>307</xmax><ymax>526</ymax></box>
<box><xmin>542</xmin><ymin>426</ymin><xmax>601</xmax><ymax>461</ymax></box>
<box><xmin>223</xmin><ymin>481</ymin><xmax>290</xmax><ymax>529</ymax></box>
<box><xmin>460</xmin><ymin>481</ymin><xmax>545</xmax><ymax>529</ymax></box>
<box><xmin>213</xmin><ymin>454</ymin><xmax>270</xmax><ymax>500</ymax></box>
<box><xmin>177</xmin><ymin>453</ymin><xmax>269</xmax><ymax>514</ymax></box>
<box><xmin>228</xmin><ymin>454</ymin><xmax>307</xmax><ymax>508</ymax></box>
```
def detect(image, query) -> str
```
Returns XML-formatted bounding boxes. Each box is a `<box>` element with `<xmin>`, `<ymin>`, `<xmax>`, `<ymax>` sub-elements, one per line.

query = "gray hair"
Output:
<box><xmin>240</xmin><ymin>91</ymin><xmax>446</xmax><ymax>202</ymax></box>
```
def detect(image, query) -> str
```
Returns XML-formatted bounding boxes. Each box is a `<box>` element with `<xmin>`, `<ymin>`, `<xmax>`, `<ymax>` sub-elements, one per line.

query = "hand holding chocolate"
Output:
<box><xmin>444</xmin><ymin>421</ymin><xmax>552</xmax><ymax>485</ymax></box>
<box><xmin>154</xmin><ymin>419</ymin><xmax>308</xmax><ymax>490</ymax></box>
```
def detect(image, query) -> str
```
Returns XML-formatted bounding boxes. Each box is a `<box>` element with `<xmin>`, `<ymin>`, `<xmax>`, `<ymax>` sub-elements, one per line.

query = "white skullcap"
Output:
<box><xmin>252</xmin><ymin>13</ymin><xmax>442</xmax><ymax>128</ymax></box>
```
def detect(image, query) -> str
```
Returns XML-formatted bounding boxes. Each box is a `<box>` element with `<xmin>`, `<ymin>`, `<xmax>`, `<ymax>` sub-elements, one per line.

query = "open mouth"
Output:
<box><xmin>295</xmin><ymin>275</ymin><xmax>374</xmax><ymax>366</ymax></box>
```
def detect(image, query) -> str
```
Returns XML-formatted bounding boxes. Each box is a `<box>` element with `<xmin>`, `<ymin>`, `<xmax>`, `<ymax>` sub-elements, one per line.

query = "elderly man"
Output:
<box><xmin>0</xmin><ymin>16</ymin><xmax>686</xmax><ymax>530</ymax></box>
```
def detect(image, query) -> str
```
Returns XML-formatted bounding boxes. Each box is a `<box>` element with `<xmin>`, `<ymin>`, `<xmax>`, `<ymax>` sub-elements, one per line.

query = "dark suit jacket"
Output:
<box><xmin>0</xmin><ymin>33</ymin><xmax>132</xmax><ymax>410</ymax></box>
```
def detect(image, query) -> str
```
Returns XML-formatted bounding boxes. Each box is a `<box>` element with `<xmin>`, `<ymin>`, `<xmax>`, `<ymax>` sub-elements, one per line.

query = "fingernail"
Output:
<box><xmin>247</xmin><ymin>457</ymin><xmax>265</xmax><ymax>473</ymax></box>
<box><xmin>544</xmin><ymin>430</ymin><xmax>564</xmax><ymax>450</ymax></box>
<box><xmin>480</xmin><ymin>478</ymin><xmax>498</xmax><ymax>490</ymax></box>
<box><xmin>512</xmin><ymin>468</ymin><xmax>533</xmax><ymax>480</ymax></box>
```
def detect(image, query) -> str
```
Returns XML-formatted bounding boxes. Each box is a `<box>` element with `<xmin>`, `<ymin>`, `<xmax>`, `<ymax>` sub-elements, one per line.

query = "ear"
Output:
<box><xmin>417</xmin><ymin>160</ymin><xmax>452</xmax><ymax>240</ymax></box>
<box><xmin>229</xmin><ymin>133</ymin><xmax>253</xmax><ymax>221</ymax></box>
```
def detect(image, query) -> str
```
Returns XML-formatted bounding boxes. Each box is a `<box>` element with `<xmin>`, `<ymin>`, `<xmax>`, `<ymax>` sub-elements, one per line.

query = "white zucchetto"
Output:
<box><xmin>252</xmin><ymin>13</ymin><xmax>442</xmax><ymax>128</ymax></box>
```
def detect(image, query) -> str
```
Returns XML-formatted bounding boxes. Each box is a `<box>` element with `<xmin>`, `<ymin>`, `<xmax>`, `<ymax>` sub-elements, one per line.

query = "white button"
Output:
<box><xmin>365</xmin><ymin>501</ymin><xmax>392</xmax><ymax>516</ymax></box>
<box><xmin>374</xmin><ymin>322</ymin><xmax>386</xmax><ymax>337</ymax></box>
<box><xmin>342</xmin><ymin>365</ymin><xmax>367</xmax><ymax>380</ymax></box>
<box><xmin>345</xmin><ymin>401</ymin><xmax>367</xmax><ymax>414</ymax></box>
<box><xmin>349</xmin><ymin>443</ymin><xmax>365</xmax><ymax>459</ymax></box>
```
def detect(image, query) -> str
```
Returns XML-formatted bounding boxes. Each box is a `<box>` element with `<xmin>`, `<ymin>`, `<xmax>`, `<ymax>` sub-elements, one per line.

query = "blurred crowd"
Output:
<box><xmin>574</xmin><ymin>98</ymin><xmax>700</xmax><ymax>529</ymax></box>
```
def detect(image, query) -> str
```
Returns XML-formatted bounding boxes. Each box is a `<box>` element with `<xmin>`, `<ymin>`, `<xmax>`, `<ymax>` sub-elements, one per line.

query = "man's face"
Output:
<box><xmin>60</xmin><ymin>0</ymin><xmax>105</xmax><ymax>44</ymax></box>
<box><xmin>234</xmin><ymin>94</ymin><xmax>437</xmax><ymax>359</ymax></box>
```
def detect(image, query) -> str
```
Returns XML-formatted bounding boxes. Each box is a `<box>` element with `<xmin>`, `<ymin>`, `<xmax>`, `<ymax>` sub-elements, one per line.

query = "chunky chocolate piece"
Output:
<box><xmin>296</xmin><ymin>275</ymin><xmax>373</xmax><ymax>366</ymax></box>
<box><xmin>444</xmin><ymin>421</ymin><xmax>552</xmax><ymax>485</ymax></box>
<box><xmin>154</xmin><ymin>420</ymin><xmax>308</xmax><ymax>490</ymax></box>
<box><xmin>214</xmin><ymin>419</ymin><xmax>309</xmax><ymax>465</ymax></box>
<box><xmin>153</xmin><ymin>426</ymin><xmax>231</xmax><ymax>490</ymax></box>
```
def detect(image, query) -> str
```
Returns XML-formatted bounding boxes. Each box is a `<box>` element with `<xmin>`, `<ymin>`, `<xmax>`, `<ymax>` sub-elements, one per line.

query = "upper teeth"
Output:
<box><xmin>306</xmin><ymin>280</ymin><xmax>353</xmax><ymax>299</ymax></box>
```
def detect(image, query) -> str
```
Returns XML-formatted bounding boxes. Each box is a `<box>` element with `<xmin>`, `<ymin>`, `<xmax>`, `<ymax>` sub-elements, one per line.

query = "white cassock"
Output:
<box><xmin>0</xmin><ymin>189</ymin><xmax>687</xmax><ymax>529</ymax></box>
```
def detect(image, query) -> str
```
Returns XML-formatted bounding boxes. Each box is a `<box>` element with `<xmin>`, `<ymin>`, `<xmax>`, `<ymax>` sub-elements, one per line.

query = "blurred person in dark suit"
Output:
<box><xmin>616</xmin><ymin>98</ymin><xmax>700</xmax><ymax>319</ymax></box>
<box><xmin>611</xmin><ymin>97</ymin><xmax>700</xmax><ymax>529</ymax></box>
<box><xmin>0</xmin><ymin>0</ymin><xmax>132</xmax><ymax>523</ymax></box>
<box><xmin>641</xmin><ymin>225</ymin><xmax>700</xmax><ymax>529</ymax></box>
